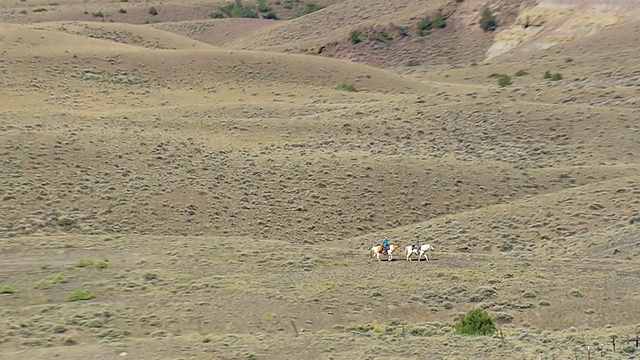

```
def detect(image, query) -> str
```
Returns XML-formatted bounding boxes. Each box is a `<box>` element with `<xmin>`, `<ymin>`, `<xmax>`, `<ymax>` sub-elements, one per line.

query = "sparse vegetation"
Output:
<box><xmin>434</xmin><ymin>10</ymin><xmax>446</xmax><ymax>29</ymax></box>
<box><xmin>209</xmin><ymin>10</ymin><xmax>225</xmax><ymax>18</ymax></box>
<box><xmin>148</xmin><ymin>6</ymin><xmax>158</xmax><ymax>16</ymax></box>
<box><xmin>454</xmin><ymin>307</ymin><xmax>497</xmax><ymax>336</ymax></box>
<box><xmin>34</xmin><ymin>8</ymin><xmax>48</xmax><ymax>12</ymax></box>
<box><xmin>569</xmin><ymin>288</ymin><xmax>584</xmax><ymax>297</ymax></box>
<box><xmin>2</xmin><ymin>1</ymin><xmax>640</xmax><ymax>358</ymax></box>
<box><xmin>417</xmin><ymin>16</ymin><xmax>432</xmax><ymax>36</ymax></box>
<box><xmin>0</xmin><ymin>284</ymin><xmax>15</xmax><ymax>294</ymax></box>
<box><xmin>293</xmin><ymin>2</ymin><xmax>324</xmax><ymax>18</ymax></box>
<box><xmin>350</xmin><ymin>30</ymin><xmax>360</xmax><ymax>44</ymax></box>
<box><xmin>376</xmin><ymin>31</ymin><xmax>393</xmax><ymax>42</ymax></box>
<box><xmin>479</xmin><ymin>5</ymin><xmax>497</xmax><ymax>32</ymax></box>
<box><xmin>544</xmin><ymin>70</ymin><xmax>563</xmax><ymax>81</ymax></box>
<box><xmin>58</xmin><ymin>217</ymin><xmax>74</xmax><ymax>228</ymax></box>
<box><xmin>489</xmin><ymin>73</ymin><xmax>512</xmax><ymax>87</ymax></box>
<box><xmin>65</xmin><ymin>289</ymin><xmax>96</xmax><ymax>302</ymax></box>
<box><xmin>35</xmin><ymin>273</ymin><xmax>68</xmax><ymax>289</ymax></box>
<box><xmin>220</xmin><ymin>0</ymin><xmax>257</xmax><ymax>18</ymax></box>
<box><xmin>95</xmin><ymin>258</ymin><xmax>109</xmax><ymax>269</ymax></box>
<box><xmin>391</xmin><ymin>23</ymin><xmax>409</xmax><ymax>37</ymax></box>
<box><xmin>257</xmin><ymin>0</ymin><xmax>272</xmax><ymax>13</ymax></box>
<box><xmin>337</xmin><ymin>83</ymin><xmax>357</xmax><ymax>92</ymax></box>
<box><xmin>119</xmin><ymin>8</ymin><xmax>127</xmax><ymax>14</ymax></box>
<box><xmin>76</xmin><ymin>258</ymin><xmax>94</xmax><ymax>267</ymax></box>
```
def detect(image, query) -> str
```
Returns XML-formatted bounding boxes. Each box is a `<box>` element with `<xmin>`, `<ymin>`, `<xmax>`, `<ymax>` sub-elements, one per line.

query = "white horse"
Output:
<box><xmin>404</xmin><ymin>244</ymin><xmax>435</xmax><ymax>262</ymax></box>
<box><xmin>370</xmin><ymin>244</ymin><xmax>402</xmax><ymax>261</ymax></box>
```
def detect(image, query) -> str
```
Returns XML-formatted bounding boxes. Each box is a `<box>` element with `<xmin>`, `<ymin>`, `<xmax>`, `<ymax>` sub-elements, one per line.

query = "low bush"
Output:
<box><xmin>454</xmin><ymin>307</ymin><xmax>497</xmax><ymax>336</ymax></box>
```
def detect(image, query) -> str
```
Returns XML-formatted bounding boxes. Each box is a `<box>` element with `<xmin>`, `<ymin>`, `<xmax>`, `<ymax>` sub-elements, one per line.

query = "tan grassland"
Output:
<box><xmin>1</xmin><ymin>0</ymin><xmax>639</xmax><ymax>359</ymax></box>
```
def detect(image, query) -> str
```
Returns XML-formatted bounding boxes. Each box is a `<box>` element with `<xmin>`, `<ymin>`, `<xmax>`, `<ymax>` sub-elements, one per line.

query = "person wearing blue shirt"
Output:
<box><xmin>382</xmin><ymin>236</ymin><xmax>389</xmax><ymax>255</ymax></box>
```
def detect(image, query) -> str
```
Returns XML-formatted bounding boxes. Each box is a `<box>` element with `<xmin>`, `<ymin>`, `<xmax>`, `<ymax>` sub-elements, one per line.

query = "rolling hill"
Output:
<box><xmin>1</xmin><ymin>0</ymin><xmax>639</xmax><ymax>359</ymax></box>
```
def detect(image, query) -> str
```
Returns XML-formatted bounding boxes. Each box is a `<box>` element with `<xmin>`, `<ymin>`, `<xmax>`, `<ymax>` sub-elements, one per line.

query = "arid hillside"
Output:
<box><xmin>1</xmin><ymin>0</ymin><xmax>639</xmax><ymax>359</ymax></box>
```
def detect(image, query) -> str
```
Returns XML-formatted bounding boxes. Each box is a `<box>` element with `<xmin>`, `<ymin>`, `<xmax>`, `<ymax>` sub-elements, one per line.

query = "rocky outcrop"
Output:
<box><xmin>487</xmin><ymin>0</ymin><xmax>640</xmax><ymax>59</ymax></box>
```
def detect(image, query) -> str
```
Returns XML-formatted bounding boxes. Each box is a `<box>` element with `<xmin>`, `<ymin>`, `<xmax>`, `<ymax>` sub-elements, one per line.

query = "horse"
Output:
<box><xmin>404</xmin><ymin>244</ymin><xmax>435</xmax><ymax>262</ymax></box>
<box><xmin>370</xmin><ymin>244</ymin><xmax>402</xmax><ymax>261</ymax></box>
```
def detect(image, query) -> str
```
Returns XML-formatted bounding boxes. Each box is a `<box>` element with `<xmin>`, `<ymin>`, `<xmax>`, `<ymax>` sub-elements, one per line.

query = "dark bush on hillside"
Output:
<box><xmin>434</xmin><ymin>10</ymin><xmax>446</xmax><ymax>29</ymax></box>
<box><xmin>417</xmin><ymin>16</ymin><xmax>432</xmax><ymax>36</ymax></box>
<box><xmin>350</xmin><ymin>30</ymin><xmax>361</xmax><ymax>44</ymax></box>
<box><xmin>479</xmin><ymin>5</ymin><xmax>497</xmax><ymax>31</ymax></box>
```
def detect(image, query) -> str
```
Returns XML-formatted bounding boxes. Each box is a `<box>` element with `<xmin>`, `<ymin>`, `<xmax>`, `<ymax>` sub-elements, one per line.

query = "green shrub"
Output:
<box><xmin>51</xmin><ymin>273</ymin><xmax>68</xmax><ymax>284</ymax></box>
<box><xmin>221</xmin><ymin>0</ymin><xmax>257</xmax><ymax>18</ymax></box>
<box><xmin>76</xmin><ymin>258</ymin><xmax>94</xmax><ymax>268</ymax></box>
<box><xmin>417</xmin><ymin>16</ymin><xmax>432</xmax><ymax>36</ymax></box>
<box><xmin>479</xmin><ymin>5</ymin><xmax>497</xmax><ymax>32</ymax></box>
<box><xmin>406</xmin><ymin>59</ymin><xmax>421</xmax><ymax>67</ymax></box>
<box><xmin>57</xmin><ymin>217</ymin><xmax>73</xmax><ymax>228</ymax></box>
<box><xmin>119</xmin><ymin>8</ymin><xmax>127</xmax><ymax>14</ymax></box>
<box><xmin>434</xmin><ymin>10</ymin><xmax>446</xmax><ymax>29</ymax></box>
<box><xmin>454</xmin><ymin>307</ymin><xmax>497</xmax><ymax>336</ymax></box>
<box><xmin>0</xmin><ymin>284</ymin><xmax>14</xmax><ymax>294</ymax></box>
<box><xmin>65</xmin><ymin>290</ymin><xmax>96</xmax><ymax>302</ymax></box>
<box><xmin>544</xmin><ymin>71</ymin><xmax>563</xmax><ymax>81</ymax></box>
<box><xmin>350</xmin><ymin>30</ymin><xmax>360</xmax><ymax>44</ymax></box>
<box><xmin>95</xmin><ymin>258</ymin><xmax>109</xmax><ymax>269</ymax></box>
<box><xmin>514</xmin><ymin>69</ymin><xmax>527</xmax><ymax>76</ymax></box>
<box><xmin>497</xmin><ymin>74</ymin><xmax>512</xmax><ymax>87</ymax></box>
<box><xmin>257</xmin><ymin>0</ymin><xmax>272</xmax><ymax>12</ymax></box>
<box><xmin>488</xmin><ymin>73</ymin><xmax>512</xmax><ymax>87</ymax></box>
<box><xmin>337</xmin><ymin>83</ymin><xmax>357</xmax><ymax>92</ymax></box>
<box><xmin>148</xmin><ymin>6</ymin><xmax>158</xmax><ymax>15</ymax></box>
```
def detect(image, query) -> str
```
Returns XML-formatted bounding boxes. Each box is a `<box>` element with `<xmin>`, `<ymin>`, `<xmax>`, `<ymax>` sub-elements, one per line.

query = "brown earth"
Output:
<box><xmin>1</xmin><ymin>0</ymin><xmax>640</xmax><ymax>359</ymax></box>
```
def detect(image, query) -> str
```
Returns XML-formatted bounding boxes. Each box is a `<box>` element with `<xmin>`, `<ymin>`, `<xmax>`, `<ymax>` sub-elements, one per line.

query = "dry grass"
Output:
<box><xmin>1</xmin><ymin>0</ymin><xmax>640</xmax><ymax>359</ymax></box>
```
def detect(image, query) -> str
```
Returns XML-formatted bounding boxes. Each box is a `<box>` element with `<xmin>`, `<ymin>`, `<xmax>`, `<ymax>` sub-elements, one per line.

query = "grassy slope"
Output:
<box><xmin>1</xmin><ymin>1</ymin><xmax>640</xmax><ymax>359</ymax></box>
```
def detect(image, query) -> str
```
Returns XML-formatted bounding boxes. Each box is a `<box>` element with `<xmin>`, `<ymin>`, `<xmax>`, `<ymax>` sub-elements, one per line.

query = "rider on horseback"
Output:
<box><xmin>382</xmin><ymin>236</ymin><xmax>389</xmax><ymax>255</ymax></box>
<box><xmin>414</xmin><ymin>235</ymin><xmax>421</xmax><ymax>253</ymax></box>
